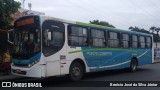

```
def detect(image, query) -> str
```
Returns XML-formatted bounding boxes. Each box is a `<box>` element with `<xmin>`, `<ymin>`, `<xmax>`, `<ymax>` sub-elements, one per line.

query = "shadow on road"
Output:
<box><xmin>11</xmin><ymin>67</ymin><xmax>153</xmax><ymax>82</ymax></box>
<box><xmin>4</xmin><ymin>67</ymin><xmax>152</xmax><ymax>87</ymax></box>
<box><xmin>83</xmin><ymin>67</ymin><xmax>152</xmax><ymax>80</ymax></box>
<box><xmin>0</xmin><ymin>66</ymin><xmax>154</xmax><ymax>87</ymax></box>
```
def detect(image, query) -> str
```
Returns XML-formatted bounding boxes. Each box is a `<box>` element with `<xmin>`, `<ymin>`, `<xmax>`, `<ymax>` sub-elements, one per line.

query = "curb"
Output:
<box><xmin>153</xmin><ymin>60</ymin><xmax>160</xmax><ymax>64</ymax></box>
<box><xmin>153</xmin><ymin>61</ymin><xmax>160</xmax><ymax>64</ymax></box>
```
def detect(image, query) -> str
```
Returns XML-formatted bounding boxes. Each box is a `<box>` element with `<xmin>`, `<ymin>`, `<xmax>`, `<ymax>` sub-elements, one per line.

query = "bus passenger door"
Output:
<box><xmin>42</xmin><ymin>20</ymin><xmax>65</xmax><ymax>76</ymax></box>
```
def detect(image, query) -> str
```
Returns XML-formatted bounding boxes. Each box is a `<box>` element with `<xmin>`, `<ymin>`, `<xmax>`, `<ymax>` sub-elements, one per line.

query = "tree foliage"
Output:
<box><xmin>90</xmin><ymin>20</ymin><xmax>115</xmax><ymax>28</ymax></box>
<box><xmin>149</xmin><ymin>26</ymin><xmax>160</xmax><ymax>34</ymax></box>
<box><xmin>0</xmin><ymin>0</ymin><xmax>21</xmax><ymax>29</ymax></box>
<box><xmin>129</xmin><ymin>26</ymin><xmax>160</xmax><ymax>42</ymax></box>
<box><xmin>129</xmin><ymin>26</ymin><xmax>150</xmax><ymax>34</ymax></box>
<box><xmin>149</xmin><ymin>26</ymin><xmax>160</xmax><ymax>42</ymax></box>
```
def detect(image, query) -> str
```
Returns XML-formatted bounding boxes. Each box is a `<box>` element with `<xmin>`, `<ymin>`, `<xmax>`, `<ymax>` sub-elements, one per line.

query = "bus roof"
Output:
<box><xmin>76</xmin><ymin>21</ymin><xmax>152</xmax><ymax>36</ymax></box>
<box><xmin>16</xmin><ymin>15</ymin><xmax>152</xmax><ymax>37</ymax></box>
<box><xmin>40</xmin><ymin>15</ymin><xmax>75</xmax><ymax>24</ymax></box>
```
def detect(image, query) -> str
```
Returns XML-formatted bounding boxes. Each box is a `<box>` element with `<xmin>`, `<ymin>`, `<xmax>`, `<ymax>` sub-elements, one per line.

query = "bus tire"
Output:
<box><xmin>130</xmin><ymin>59</ymin><xmax>138</xmax><ymax>72</ymax></box>
<box><xmin>69</xmin><ymin>62</ymin><xmax>84</xmax><ymax>81</ymax></box>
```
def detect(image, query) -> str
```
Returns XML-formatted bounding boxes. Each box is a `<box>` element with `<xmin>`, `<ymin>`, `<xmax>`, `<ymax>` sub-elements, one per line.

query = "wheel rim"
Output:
<box><xmin>132</xmin><ymin>62</ymin><xmax>137</xmax><ymax>70</ymax></box>
<box><xmin>72</xmin><ymin>66</ymin><xmax>80</xmax><ymax>77</ymax></box>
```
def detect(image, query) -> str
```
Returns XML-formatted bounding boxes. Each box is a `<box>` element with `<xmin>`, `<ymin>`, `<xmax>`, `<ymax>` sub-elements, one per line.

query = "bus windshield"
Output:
<box><xmin>13</xmin><ymin>28</ymin><xmax>41</xmax><ymax>60</ymax></box>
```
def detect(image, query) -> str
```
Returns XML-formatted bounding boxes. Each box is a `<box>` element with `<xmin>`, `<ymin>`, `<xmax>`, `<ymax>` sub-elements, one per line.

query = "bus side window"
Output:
<box><xmin>131</xmin><ymin>35</ymin><xmax>138</xmax><ymax>48</ymax></box>
<box><xmin>146</xmin><ymin>37</ymin><xmax>151</xmax><ymax>48</ymax></box>
<box><xmin>42</xmin><ymin>20</ymin><xmax>65</xmax><ymax>57</ymax></box>
<box><xmin>108</xmin><ymin>32</ymin><xmax>119</xmax><ymax>48</ymax></box>
<box><xmin>68</xmin><ymin>26</ymin><xmax>88</xmax><ymax>47</ymax></box>
<box><xmin>139</xmin><ymin>36</ymin><xmax>145</xmax><ymax>48</ymax></box>
<box><xmin>91</xmin><ymin>29</ymin><xmax>105</xmax><ymax>47</ymax></box>
<box><xmin>121</xmin><ymin>33</ymin><xmax>129</xmax><ymax>48</ymax></box>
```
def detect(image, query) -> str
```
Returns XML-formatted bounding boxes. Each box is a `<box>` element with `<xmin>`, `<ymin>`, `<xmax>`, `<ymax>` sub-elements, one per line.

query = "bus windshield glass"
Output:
<box><xmin>13</xmin><ymin>28</ymin><xmax>41</xmax><ymax>60</ymax></box>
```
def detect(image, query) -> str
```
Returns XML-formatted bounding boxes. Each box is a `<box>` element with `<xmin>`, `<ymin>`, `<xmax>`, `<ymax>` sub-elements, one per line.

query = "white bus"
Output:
<box><xmin>11</xmin><ymin>15</ymin><xmax>153</xmax><ymax>81</ymax></box>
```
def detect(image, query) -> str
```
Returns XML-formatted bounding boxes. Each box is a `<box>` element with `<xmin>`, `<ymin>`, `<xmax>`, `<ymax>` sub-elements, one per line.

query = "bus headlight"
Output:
<box><xmin>35</xmin><ymin>59</ymin><xmax>40</xmax><ymax>63</ymax></box>
<box><xmin>28</xmin><ymin>64</ymin><xmax>32</xmax><ymax>68</ymax></box>
<box><xmin>32</xmin><ymin>62</ymin><xmax>35</xmax><ymax>65</ymax></box>
<box><xmin>34</xmin><ymin>59</ymin><xmax>40</xmax><ymax>64</ymax></box>
<box><xmin>28</xmin><ymin>59</ymin><xmax>40</xmax><ymax>68</ymax></box>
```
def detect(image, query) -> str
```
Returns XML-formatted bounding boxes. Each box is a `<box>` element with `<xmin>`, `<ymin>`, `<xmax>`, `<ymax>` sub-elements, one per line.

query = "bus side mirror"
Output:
<box><xmin>47</xmin><ymin>32</ymin><xmax>51</xmax><ymax>40</ymax></box>
<box><xmin>8</xmin><ymin>29</ymin><xmax>14</xmax><ymax>44</ymax></box>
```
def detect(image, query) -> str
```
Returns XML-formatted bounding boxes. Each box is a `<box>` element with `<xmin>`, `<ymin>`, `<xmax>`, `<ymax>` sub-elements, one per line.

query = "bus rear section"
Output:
<box><xmin>67</xmin><ymin>25</ymin><xmax>153</xmax><ymax>74</ymax></box>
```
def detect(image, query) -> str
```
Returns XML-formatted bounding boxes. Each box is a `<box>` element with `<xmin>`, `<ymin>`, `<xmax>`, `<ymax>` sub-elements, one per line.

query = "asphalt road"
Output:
<box><xmin>2</xmin><ymin>63</ymin><xmax>160</xmax><ymax>90</ymax></box>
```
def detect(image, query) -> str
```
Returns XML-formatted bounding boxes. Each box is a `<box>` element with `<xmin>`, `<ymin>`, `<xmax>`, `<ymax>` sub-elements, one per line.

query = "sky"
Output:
<box><xmin>15</xmin><ymin>0</ymin><xmax>160</xmax><ymax>30</ymax></box>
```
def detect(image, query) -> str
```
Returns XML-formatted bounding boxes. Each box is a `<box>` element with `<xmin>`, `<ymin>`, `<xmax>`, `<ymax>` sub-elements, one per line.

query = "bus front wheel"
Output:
<box><xmin>69</xmin><ymin>62</ymin><xmax>84</xmax><ymax>81</ymax></box>
<box><xmin>130</xmin><ymin>59</ymin><xmax>138</xmax><ymax>72</ymax></box>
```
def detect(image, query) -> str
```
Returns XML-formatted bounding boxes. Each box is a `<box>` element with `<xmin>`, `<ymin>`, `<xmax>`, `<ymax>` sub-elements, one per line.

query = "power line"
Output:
<box><xmin>27</xmin><ymin>0</ymin><xmax>160</xmax><ymax>30</ymax></box>
<box><xmin>128</xmin><ymin>0</ymin><xmax>160</xmax><ymax>21</ymax></box>
<box><xmin>62</xmin><ymin>0</ymin><xmax>130</xmax><ymax>28</ymax></box>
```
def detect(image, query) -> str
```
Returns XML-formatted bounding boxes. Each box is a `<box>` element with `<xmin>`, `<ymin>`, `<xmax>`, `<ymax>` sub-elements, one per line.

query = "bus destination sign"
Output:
<box><xmin>16</xmin><ymin>17</ymin><xmax>34</xmax><ymax>27</ymax></box>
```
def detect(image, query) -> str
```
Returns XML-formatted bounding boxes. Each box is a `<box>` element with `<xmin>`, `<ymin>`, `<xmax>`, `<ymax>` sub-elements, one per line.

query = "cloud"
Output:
<box><xmin>14</xmin><ymin>0</ymin><xmax>160</xmax><ymax>30</ymax></box>
<box><xmin>33</xmin><ymin>7</ymin><xmax>57</xmax><ymax>12</ymax></box>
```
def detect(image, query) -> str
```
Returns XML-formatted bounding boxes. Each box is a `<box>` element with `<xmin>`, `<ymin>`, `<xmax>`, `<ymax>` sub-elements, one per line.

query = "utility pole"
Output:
<box><xmin>28</xmin><ymin>3</ymin><xmax>32</xmax><ymax>15</ymax></box>
<box><xmin>21</xmin><ymin>0</ymin><xmax>25</xmax><ymax>8</ymax></box>
<box><xmin>28</xmin><ymin>3</ymin><xmax>32</xmax><ymax>10</ymax></box>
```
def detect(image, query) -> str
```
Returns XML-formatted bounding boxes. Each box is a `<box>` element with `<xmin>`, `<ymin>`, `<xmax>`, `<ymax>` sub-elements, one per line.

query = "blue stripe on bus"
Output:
<box><xmin>12</xmin><ymin>53</ymin><xmax>41</xmax><ymax>65</ymax></box>
<box><xmin>81</xmin><ymin>47</ymin><xmax>152</xmax><ymax>72</ymax></box>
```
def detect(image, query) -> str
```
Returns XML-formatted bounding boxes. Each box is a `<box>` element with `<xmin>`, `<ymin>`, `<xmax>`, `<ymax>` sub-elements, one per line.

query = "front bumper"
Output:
<box><xmin>11</xmin><ymin>63</ymin><xmax>42</xmax><ymax>77</ymax></box>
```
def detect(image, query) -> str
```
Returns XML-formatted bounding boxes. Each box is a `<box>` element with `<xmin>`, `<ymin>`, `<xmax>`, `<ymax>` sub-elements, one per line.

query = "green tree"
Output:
<box><xmin>149</xmin><ymin>26</ymin><xmax>156</xmax><ymax>33</ymax></box>
<box><xmin>155</xmin><ymin>27</ymin><xmax>160</xmax><ymax>34</ymax></box>
<box><xmin>0</xmin><ymin>0</ymin><xmax>21</xmax><ymax>29</ymax></box>
<box><xmin>129</xmin><ymin>26</ymin><xmax>160</xmax><ymax>42</ymax></box>
<box><xmin>89</xmin><ymin>20</ymin><xmax>115</xmax><ymax>28</ymax></box>
<box><xmin>150</xmin><ymin>27</ymin><xmax>160</xmax><ymax>43</ymax></box>
<box><xmin>129</xmin><ymin>26</ymin><xmax>150</xmax><ymax>34</ymax></box>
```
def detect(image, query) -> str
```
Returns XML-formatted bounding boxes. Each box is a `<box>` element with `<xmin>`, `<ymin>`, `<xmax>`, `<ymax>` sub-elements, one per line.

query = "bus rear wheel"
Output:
<box><xmin>69</xmin><ymin>62</ymin><xmax>84</xmax><ymax>81</ymax></box>
<box><xmin>130</xmin><ymin>59</ymin><xmax>138</xmax><ymax>72</ymax></box>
